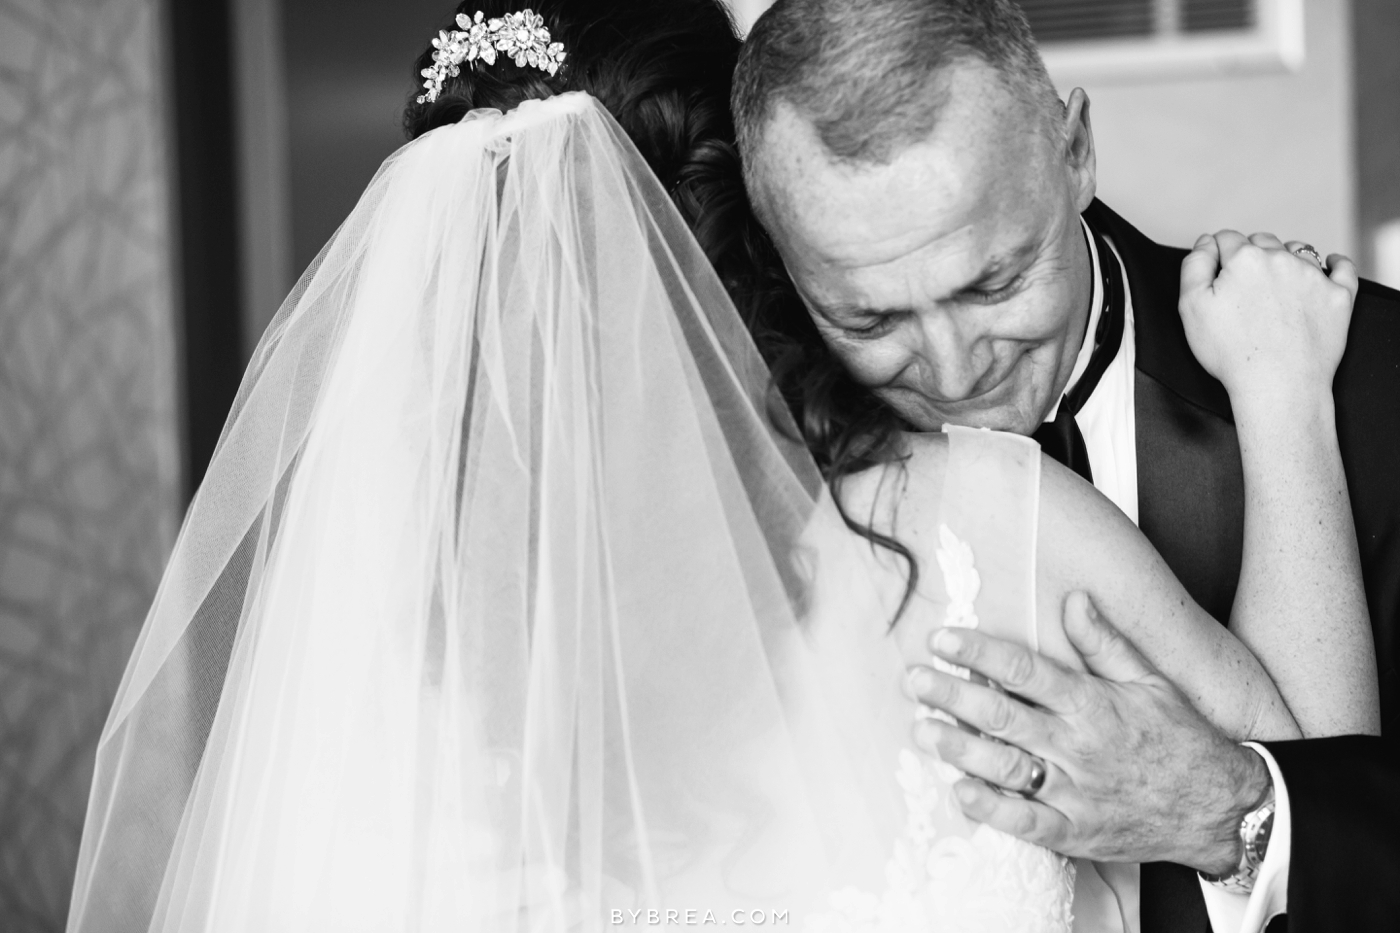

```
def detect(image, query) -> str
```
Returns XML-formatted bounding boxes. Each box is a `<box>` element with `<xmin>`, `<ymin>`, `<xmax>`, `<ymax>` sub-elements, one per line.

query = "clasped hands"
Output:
<box><xmin>907</xmin><ymin>592</ymin><xmax>1269</xmax><ymax>876</ymax></box>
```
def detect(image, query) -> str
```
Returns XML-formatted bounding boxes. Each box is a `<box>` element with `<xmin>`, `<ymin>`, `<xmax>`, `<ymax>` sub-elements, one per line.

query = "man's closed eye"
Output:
<box><xmin>843</xmin><ymin>313</ymin><xmax>905</xmax><ymax>339</ymax></box>
<box><xmin>963</xmin><ymin>274</ymin><xmax>1027</xmax><ymax>306</ymax></box>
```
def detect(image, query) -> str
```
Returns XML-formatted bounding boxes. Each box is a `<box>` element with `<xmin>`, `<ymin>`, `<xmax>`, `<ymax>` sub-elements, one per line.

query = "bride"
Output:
<box><xmin>65</xmin><ymin>2</ymin><xmax>1374</xmax><ymax>931</ymax></box>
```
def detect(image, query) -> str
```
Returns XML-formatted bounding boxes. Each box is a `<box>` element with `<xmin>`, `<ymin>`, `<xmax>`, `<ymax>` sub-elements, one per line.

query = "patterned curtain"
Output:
<box><xmin>0</xmin><ymin>0</ymin><xmax>181</xmax><ymax>929</ymax></box>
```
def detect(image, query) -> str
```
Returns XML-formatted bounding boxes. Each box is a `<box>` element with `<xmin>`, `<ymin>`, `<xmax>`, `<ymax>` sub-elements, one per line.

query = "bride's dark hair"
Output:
<box><xmin>403</xmin><ymin>0</ymin><xmax>915</xmax><ymax>615</ymax></box>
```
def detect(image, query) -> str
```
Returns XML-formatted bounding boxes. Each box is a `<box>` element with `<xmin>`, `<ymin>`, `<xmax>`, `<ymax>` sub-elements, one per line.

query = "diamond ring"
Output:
<box><xmin>1290</xmin><ymin>243</ymin><xmax>1326</xmax><ymax>269</ymax></box>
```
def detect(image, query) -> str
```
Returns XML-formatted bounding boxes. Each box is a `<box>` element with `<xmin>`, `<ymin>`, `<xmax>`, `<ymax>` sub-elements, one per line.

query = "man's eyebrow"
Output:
<box><xmin>808</xmin><ymin>300</ymin><xmax>912</xmax><ymax>322</ymax></box>
<box><xmin>952</xmin><ymin>241</ymin><xmax>1038</xmax><ymax>296</ymax></box>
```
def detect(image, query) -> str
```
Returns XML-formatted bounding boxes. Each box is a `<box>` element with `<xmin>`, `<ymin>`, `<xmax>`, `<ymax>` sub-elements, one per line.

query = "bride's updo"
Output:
<box><xmin>403</xmin><ymin>1</ymin><xmax>745</xmax><ymax>278</ymax></box>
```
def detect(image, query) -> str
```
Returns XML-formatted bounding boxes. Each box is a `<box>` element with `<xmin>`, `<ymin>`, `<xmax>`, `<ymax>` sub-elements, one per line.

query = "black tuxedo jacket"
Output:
<box><xmin>1084</xmin><ymin>200</ymin><xmax>1400</xmax><ymax>933</ymax></box>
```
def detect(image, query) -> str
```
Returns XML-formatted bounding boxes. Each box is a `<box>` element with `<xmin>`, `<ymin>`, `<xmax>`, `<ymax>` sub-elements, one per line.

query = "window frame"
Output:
<box><xmin>1037</xmin><ymin>0</ymin><xmax>1305</xmax><ymax>84</ymax></box>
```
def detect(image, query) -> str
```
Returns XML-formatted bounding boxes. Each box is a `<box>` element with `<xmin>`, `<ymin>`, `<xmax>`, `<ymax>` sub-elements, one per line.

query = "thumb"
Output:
<box><xmin>1063</xmin><ymin>591</ymin><xmax>1156</xmax><ymax>683</ymax></box>
<box><xmin>1179</xmin><ymin>233</ymin><xmax>1220</xmax><ymax>298</ymax></box>
<box><xmin>1326</xmin><ymin>253</ymin><xmax>1360</xmax><ymax>305</ymax></box>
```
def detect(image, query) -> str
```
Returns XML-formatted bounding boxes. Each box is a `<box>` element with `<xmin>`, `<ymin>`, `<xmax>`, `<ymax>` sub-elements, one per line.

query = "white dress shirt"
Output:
<box><xmin>1060</xmin><ymin>221</ymin><xmax>1290</xmax><ymax>933</ymax></box>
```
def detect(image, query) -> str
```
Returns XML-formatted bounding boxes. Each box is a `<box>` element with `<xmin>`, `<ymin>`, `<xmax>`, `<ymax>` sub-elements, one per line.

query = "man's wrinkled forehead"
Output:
<box><xmin>750</xmin><ymin>104</ymin><xmax>956</xmax><ymax>257</ymax></box>
<box><xmin>760</xmin><ymin>145</ymin><xmax>1047</xmax><ymax>304</ymax></box>
<box><xmin>749</xmin><ymin>62</ymin><xmax>1055</xmax><ymax>265</ymax></box>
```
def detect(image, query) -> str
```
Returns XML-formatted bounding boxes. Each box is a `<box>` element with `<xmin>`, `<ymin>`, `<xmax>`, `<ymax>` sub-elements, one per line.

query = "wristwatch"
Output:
<box><xmin>1200</xmin><ymin>775</ymin><xmax>1276</xmax><ymax>895</ymax></box>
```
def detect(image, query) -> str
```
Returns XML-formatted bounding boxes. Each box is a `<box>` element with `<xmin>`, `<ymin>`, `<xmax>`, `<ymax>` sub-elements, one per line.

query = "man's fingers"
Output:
<box><xmin>913</xmin><ymin>717</ymin><xmax>1046</xmax><ymax>793</ymax></box>
<box><xmin>928</xmin><ymin>628</ymin><xmax>1077</xmax><ymax>708</ymax></box>
<box><xmin>1248</xmin><ymin>231</ymin><xmax>1286</xmax><ymax>251</ymax></box>
<box><xmin>1325</xmin><ymin>252</ymin><xmax>1360</xmax><ymax>303</ymax></box>
<box><xmin>1212</xmin><ymin>229</ymin><xmax>1250</xmax><ymax>265</ymax></box>
<box><xmin>950</xmin><ymin>779</ymin><xmax>1073</xmax><ymax>852</ymax></box>
<box><xmin>1180</xmin><ymin>234</ymin><xmax>1220</xmax><ymax>296</ymax></box>
<box><xmin>907</xmin><ymin>662</ymin><xmax>1053</xmax><ymax>748</ymax></box>
<box><xmin>1062</xmin><ymin>592</ymin><xmax>1157</xmax><ymax>684</ymax></box>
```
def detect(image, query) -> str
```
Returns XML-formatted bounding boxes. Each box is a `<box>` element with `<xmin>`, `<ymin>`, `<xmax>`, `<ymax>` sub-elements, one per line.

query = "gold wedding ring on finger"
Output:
<box><xmin>1017</xmin><ymin>755</ymin><xmax>1048</xmax><ymax>799</ymax></box>
<box><xmin>1290</xmin><ymin>243</ymin><xmax>1326</xmax><ymax>270</ymax></box>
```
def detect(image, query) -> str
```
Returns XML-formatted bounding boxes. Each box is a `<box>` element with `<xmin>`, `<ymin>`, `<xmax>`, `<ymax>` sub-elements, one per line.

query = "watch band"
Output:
<box><xmin>1200</xmin><ymin>776</ymin><xmax>1277</xmax><ymax>895</ymax></box>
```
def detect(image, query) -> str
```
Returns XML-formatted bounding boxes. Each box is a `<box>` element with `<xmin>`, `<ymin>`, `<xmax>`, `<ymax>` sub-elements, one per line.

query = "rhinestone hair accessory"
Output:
<box><xmin>416</xmin><ymin>10</ymin><xmax>567</xmax><ymax>104</ymax></box>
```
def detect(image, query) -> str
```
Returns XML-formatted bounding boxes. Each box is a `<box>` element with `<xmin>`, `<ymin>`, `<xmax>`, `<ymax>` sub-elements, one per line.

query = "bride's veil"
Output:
<box><xmin>65</xmin><ymin>93</ymin><xmax>1045</xmax><ymax>933</ymax></box>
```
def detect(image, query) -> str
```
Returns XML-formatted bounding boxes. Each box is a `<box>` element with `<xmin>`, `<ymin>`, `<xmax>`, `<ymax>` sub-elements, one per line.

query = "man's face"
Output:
<box><xmin>753</xmin><ymin>61</ymin><xmax>1098</xmax><ymax>435</ymax></box>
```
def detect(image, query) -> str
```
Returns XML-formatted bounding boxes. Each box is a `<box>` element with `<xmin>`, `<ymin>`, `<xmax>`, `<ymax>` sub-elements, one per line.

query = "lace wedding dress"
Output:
<box><xmin>66</xmin><ymin>94</ymin><xmax>1074</xmax><ymax>933</ymax></box>
<box><xmin>799</xmin><ymin>426</ymin><xmax>1076</xmax><ymax>933</ymax></box>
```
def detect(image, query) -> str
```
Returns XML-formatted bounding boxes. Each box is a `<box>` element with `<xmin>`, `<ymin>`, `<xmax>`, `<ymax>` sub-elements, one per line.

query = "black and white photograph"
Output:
<box><xmin>1</xmin><ymin>0</ymin><xmax>1397</xmax><ymax>931</ymax></box>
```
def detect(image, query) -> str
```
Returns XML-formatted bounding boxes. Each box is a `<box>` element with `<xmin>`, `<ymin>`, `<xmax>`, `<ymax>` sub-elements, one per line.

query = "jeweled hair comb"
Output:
<box><xmin>416</xmin><ymin>9</ymin><xmax>567</xmax><ymax>104</ymax></box>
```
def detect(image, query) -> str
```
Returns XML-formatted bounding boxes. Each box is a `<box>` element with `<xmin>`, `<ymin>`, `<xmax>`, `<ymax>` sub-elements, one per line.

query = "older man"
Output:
<box><xmin>732</xmin><ymin>1</ymin><xmax>1400</xmax><ymax>932</ymax></box>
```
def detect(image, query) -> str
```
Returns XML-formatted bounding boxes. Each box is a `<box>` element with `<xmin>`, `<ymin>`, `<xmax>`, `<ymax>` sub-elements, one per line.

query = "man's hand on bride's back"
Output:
<box><xmin>906</xmin><ymin>592</ymin><xmax>1270</xmax><ymax>873</ymax></box>
<box><xmin>1179</xmin><ymin>229</ymin><xmax>1357</xmax><ymax>411</ymax></box>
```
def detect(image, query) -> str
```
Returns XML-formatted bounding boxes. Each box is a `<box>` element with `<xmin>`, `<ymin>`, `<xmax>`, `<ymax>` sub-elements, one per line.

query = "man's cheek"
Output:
<box><xmin>828</xmin><ymin>344</ymin><xmax>901</xmax><ymax>389</ymax></box>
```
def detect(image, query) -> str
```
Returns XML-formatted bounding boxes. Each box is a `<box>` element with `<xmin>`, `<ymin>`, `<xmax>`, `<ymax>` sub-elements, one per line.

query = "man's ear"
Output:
<box><xmin>1062</xmin><ymin>88</ymin><xmax>1097</xmax><ymax>213</ymax></box>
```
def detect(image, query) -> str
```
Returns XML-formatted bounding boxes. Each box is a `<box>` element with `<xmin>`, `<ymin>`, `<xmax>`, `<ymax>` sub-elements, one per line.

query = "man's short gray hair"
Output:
<box><xmin>733</xmin><ymin>0</ymin><xmax>1061</xmax><ymax>176</ymax></box>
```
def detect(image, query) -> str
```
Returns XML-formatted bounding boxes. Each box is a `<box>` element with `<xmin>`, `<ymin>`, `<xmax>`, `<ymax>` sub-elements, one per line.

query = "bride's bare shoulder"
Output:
<box><xmin>834</xmin><ymin>433</ymin><xmax>949</xmax><ymax>532</ymax></box>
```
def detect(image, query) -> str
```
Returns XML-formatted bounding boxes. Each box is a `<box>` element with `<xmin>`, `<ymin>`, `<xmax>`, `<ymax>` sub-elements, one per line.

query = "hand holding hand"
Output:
<box><xmin>1179</xmin><ymin>230</ymin><xmax>1357</xmax><ymax>409</ymax></box>
<box><xmin>906</xmin><ymin>592</ymin><xmax>1270</xmax><ymax>873</ymax></box>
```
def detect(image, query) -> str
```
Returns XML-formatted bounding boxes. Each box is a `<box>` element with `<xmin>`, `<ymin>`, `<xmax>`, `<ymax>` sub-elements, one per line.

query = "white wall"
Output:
<box><xmin>726</xmin><ymin>0</ymin><xmax>769</xmax><ymax>33</ymax></box>
<box><xmin>1077</xmin><ymin>0</ymin><xmax>1355</xmax><ymax>255</ymax></box>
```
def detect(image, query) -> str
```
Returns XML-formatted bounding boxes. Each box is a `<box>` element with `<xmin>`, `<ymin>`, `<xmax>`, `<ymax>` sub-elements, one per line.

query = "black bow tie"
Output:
<box><xmin>1032</xmin><ymin>223</ymin><xmax>1126</xmax><ymax>484</ymax></box>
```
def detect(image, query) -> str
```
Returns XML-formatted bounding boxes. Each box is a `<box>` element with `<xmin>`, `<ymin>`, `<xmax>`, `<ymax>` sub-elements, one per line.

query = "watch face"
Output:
<box><xmin>1244</xmin><ymin>803</ymin><xmax>1276</xmax><ymax>867</ymax></box>
<box><xmin>1203</xmin><ymin>785</ymin><xmax>1275</xmax><ymax>892</ymax></box>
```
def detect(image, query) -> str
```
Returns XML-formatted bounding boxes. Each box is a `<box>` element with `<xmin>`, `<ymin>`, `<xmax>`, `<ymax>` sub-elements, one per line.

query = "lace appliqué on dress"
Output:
<box><xmin>806</xmin><ymin>525</ymin><xmax>1075</xmax><ymax>933</ymax></box>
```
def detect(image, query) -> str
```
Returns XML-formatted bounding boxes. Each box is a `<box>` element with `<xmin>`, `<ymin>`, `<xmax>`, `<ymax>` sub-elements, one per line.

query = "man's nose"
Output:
<box><xmin>913</xmin><ymin>316</ymin><xmax>990</xmax><ymax>401</ymax></box>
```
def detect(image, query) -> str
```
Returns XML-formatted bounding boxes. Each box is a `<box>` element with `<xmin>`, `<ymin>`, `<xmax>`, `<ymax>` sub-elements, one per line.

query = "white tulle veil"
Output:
<box><xmin>65</xmin><ymin>92</ymin><xmax>1056</xmax><ymax>933</ymax></box>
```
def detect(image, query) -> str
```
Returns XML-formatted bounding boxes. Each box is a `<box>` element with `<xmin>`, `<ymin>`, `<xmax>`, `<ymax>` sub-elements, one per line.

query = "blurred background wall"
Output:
<box><xmin>1085</xmin><ymin>0</ymin><xmax>1356</xmax><ymax>257</ymax></box>
<box><xmin>0</xmin><ymin>0</ymin><xmax>1396</xmax><ymax>930</ymax></box>
<box><xmin>0</xmin><ymin>0</ymin><xmax>181</xmax><ymax>928</ymax></box>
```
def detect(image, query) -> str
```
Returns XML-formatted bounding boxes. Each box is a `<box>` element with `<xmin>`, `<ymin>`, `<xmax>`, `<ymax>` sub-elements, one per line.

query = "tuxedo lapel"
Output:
<box><xmin>1083</xmin><ymin>200</ymin><xmax>1246</xmax><ymax>628</ymax></box>
<box><xmin>1085</xmin><ymin>200</ymin><xmax>1232</xmax><ymax>421</ymax></box>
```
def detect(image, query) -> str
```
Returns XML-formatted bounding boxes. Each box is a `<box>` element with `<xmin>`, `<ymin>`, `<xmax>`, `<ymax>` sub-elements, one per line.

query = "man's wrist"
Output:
<box><xmin>1190</xmin><ymin>744</ymin><xmax>1272</xmax><ymax>876</ymax></box>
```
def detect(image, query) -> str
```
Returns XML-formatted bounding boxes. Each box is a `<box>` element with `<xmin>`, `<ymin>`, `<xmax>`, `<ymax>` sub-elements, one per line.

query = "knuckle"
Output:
<box><xmin>938</xmin><ymin>675</ymin><xmax>963</xmax><ymax>709</ymax></box>
<box><xmin>1069</xmin><ymin>684</ymin><xmax>1111</xmax><ymax>727</ymax></box>
<box><xmin>996</xmin><ymin>745</ymin><xmax>1028</xmax><ymax>786</ymax></box>
<box><xmin>1002</xmin><ymin>649</ymin><xmax>1037</xmax><ymax>690</ymax></box>
<box><xmin>1063</xmin><ymin>677</ymin><xmax>1093</xmax><ymax>713</ymax></box>
<box><xmin>983</xmin><ymin>692</ymin><xmax>1018</xmax><ymax>735</ymax></box>
<box><xmin>1063</xmin><ymin>727</ymin><xmax>1099</xmax><ymax>762</ymax></box>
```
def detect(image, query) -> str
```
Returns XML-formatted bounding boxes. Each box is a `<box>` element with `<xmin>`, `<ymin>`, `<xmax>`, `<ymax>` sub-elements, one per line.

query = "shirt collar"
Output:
<box><xmin>1045</xmin><ymin>217</ymin><xmax>1104</xmax><ymax>423</ymax></box>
